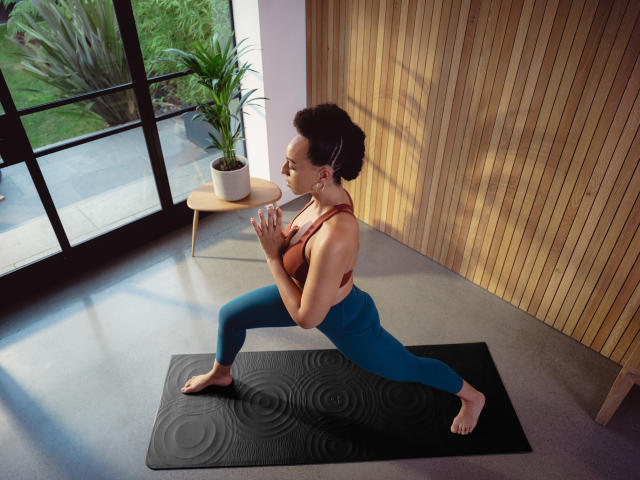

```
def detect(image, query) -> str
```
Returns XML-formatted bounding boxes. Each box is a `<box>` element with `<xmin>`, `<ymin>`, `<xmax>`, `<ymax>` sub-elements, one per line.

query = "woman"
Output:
<box><xmin>181</xmin><ymin>103</ymin><xmax>485</xmax><ymax>435</ymax></box>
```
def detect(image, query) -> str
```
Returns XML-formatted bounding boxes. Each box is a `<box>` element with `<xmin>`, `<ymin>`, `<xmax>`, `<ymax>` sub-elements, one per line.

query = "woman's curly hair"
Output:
<box><xmin>293</xmin><ymin>103</ymin><xmax>365</xmax><ymax>184</ymax></box>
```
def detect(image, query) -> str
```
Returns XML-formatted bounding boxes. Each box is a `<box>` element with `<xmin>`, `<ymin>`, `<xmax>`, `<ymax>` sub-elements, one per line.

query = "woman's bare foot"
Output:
<box><xmin>181</xmin><ymin>371</ymin><xmax>232</xmax><ymax>394</ymax></box>
<box><xmin>451</xmin><ymin>380</ymin><xmax>485</xmax><ymax>435</ymax></box>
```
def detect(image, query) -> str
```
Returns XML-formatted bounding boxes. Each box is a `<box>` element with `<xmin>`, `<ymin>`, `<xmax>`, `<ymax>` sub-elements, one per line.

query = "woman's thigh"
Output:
<box><xmin>321</xmin><ymin>299</ymin><xmax>407</xmax><ymax>379</ymax></box>
<box><xmin>321</xmin><ymin>289</ymin><xmax>463</xmax><ymax>393</ymax></box>
<box><xmin>219</xmin><ymin>283</ymin><xmax>297</xmax><ymax>330</ymax></box>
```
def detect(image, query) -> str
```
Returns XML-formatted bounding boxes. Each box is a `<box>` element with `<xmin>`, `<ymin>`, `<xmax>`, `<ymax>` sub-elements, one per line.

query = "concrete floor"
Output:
<box><xmin>1</xmin><ymin>194</ymin><xmax>639</xmax><ymax>480</ymax></box>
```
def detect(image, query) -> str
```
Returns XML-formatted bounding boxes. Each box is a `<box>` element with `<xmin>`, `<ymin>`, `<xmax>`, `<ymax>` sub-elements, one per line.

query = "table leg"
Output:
<box><xmin>191</xmin><ymin>210</ymin><xmax>199</xmax><ymax>257</ymax></box>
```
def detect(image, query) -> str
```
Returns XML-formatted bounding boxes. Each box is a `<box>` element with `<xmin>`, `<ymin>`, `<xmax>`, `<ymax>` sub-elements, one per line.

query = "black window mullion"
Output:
<box><xmin>0</xmin><ymin>69</ymin><xmax>71</xmax><ymax>252</ymax></box>
<box><xmin>18</xmin><ymin>81</ymin><xmax>134</xmax><ymax>116</ymax></box>
<box><xmin>113</xmin><ymin>0</ymin><xmax>173</xmax><ymax>210</ymax></box>
<box><xmin>17</xmin><ymin>69</ymin><xmax>190</xmax><ymax>118</ymax></box>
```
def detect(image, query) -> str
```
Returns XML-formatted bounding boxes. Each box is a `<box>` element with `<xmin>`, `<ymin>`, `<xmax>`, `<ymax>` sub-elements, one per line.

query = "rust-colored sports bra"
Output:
<box><xmin>282</xmin><ymin>190</ymin><xmax>355</xmax><ymax>288</ymax></box>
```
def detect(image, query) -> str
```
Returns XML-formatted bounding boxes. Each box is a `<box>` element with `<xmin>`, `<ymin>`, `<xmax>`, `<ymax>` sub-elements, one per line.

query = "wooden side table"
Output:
<box><xmin>186</xmin><ymin>177</ymin><xmax>282</xmax><ymax>256</ymax></box>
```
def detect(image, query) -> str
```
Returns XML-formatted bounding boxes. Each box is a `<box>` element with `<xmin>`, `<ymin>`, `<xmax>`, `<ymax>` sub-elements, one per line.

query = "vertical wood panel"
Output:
<box><xmin>402</xmin><ymin>0</ymin><xmax>441</xmax><ymax>243</ymax></box>
<box><xmin>306</xmin><ymin>0</ymin><xmax>640</xmax><ymax>366</ymax></box>
<box><xmin>419</xmin><ymin>0</ymin><xmax>465</xmax><ymax>248</ymax></box>
<box><xmin>427</xmin><ymin>0</ymin><xmax>474</xmax><ymax>257</ymax></box>
<box><xmin>411</xmin><ymin>0</ymin><xmax>450</xmax><ymax>248</ymax></box>
<box><xmin>400</xmin><ymin>1</ymin><xmax>437</xmax><ymax>244</ymax></box>
<box><xmin>438</xmin><ymin>0</ymin><xmax>492</xmax><ymax>259</ymax></box>
<box><xmin>461</xmin><ymin>0</ymin><xmax>531</xmax><ymax>278</ymax></box>
<box><xmin>364</xmin><ymin>0</ymin><xmax>387</xmax><ymax>222</ymax></box>
<box><xmin>354</xmin><ymin>0</ymin><xmax>368</xmax><ymax>211</ymax></box>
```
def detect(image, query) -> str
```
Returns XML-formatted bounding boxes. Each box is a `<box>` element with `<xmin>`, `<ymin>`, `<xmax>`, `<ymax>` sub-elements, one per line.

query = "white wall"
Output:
<box><xmin>231</xmin><ymin>0</ymin><xmax>307</xmax><ymax>206</ymax></box>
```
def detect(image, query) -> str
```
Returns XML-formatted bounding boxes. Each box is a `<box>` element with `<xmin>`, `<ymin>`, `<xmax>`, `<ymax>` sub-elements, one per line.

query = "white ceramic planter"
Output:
<box><xmin>210</xmin><ymin>154</ymin><xmax>251</xmax><ymax>201</ymax></box>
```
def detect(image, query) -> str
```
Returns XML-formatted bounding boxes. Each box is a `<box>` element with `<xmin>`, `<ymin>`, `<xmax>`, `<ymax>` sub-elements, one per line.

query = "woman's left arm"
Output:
<box><xmin>251</xmin><ymin>205</ymin><xmax>306</xmax><ymax>327</ymax></box>
<box><xmin>296</xmin><ymin>230</ymin><xmax>352</xmax><ymax>329</ymax></box>
<box><xmin>251</xmin><ymin>205</ymin><xmax>351</xmax><ymax>329</ymax></box>
<box><xmin>266</xmin><ymin>229</ymin><xmax>350</xmax><ymax>329</ymax></box>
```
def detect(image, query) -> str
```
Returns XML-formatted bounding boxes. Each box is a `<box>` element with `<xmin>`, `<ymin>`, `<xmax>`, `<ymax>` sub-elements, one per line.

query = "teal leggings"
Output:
<box><xmin>216</xmin><ymin>283</ymin><xmax>464</xmax><ymax>395</ymax></box>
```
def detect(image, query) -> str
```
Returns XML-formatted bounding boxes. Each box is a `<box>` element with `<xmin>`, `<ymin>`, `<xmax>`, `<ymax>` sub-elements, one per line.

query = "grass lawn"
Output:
<box><xmin>0</xmin><ymin>24</ymin><xmax>107</xmax><ymax>150</ymax></box>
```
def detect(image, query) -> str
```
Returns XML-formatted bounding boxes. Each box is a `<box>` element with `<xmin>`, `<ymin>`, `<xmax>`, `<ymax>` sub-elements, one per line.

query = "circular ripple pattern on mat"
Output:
<box><xmin>372</xmin><ymin>376</ymin><xmax>436</xmax><ymax>430</ymax></box>
<box><xmin>301</xmin><ymin>349</ymin><xmax>353</xmax><ymax>371</ymax></box>
<box><xmin>292</xmin><ymin>368</ymin><xmax>377</xmax><ymax>428</ymax></box>
<box><xmin>161</xmin><ymin>355</ymin><xmax>224</xmax><ymax>404</ymax></box>
<box><xmin>231</xmin><ymin>369</ymin><xmax>298</xmax><ymax>440</ymax></box>
<box><xmin>149</xmin><ymin>406</ymin><xmax>235</xmax><ymax>466</ymax></box>
<box><xmin>304</xmin><ymin>426</ymin><xmax>371</xmax><ymax>462</ymax></box>
<box><xmin>160</xmin><ymin>356</ymin><xmax>225</xmax><ymax>413</ymax></box>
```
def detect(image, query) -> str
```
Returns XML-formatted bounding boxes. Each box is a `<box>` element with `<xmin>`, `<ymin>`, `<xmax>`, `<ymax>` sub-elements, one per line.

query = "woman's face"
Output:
<box><xmin>281</xmin><ymin>134</ymin><xmax>314</xmax><ymax>195</ymax></box>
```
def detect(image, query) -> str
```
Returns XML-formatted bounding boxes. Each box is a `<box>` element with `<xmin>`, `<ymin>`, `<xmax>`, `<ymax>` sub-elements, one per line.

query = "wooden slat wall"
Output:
<box><xmin>306</xmin><ymin>0</ymin><xmax>640</xmax><ymax>366</ymax></box>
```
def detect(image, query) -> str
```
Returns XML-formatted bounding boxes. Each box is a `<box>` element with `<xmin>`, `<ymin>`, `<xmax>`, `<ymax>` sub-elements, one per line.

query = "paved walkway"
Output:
<box><xmin>0</xmin><ymin>117</ymin><xmax>227</xmax><ymax>275</ymax></box>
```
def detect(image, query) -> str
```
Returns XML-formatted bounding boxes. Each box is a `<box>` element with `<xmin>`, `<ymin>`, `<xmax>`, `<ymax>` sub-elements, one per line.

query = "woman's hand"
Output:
<box><xmin>250</xmin><ymin>204</ymin><xmax>299</xmax><ymax>261</ymax></box>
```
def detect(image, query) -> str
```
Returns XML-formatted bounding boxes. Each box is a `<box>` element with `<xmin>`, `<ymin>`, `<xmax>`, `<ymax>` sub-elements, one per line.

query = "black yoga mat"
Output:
<box><xmin>146</xmin><ymin>343</ymin><xmax>531</xmax><ymax>469</ymax></box>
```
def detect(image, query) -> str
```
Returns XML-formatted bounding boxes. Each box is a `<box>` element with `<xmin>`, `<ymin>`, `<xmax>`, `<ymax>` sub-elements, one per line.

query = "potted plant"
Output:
<box><xmin>158</xmin><ymin>32</ymin><xmax>266</xmax><ymax>201</ymax></box>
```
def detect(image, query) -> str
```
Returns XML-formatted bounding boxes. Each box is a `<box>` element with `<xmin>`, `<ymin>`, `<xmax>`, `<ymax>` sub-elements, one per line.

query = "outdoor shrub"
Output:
<box><xmin>3</xmin><ymin>0</ymin><xmax>234</xmax><ymax>122</ymax></box>
<box><xmin>134</xmin><ymin>0</ymin><xmax>233</xmax><ymax>109</ymax></box>
<box><xmin>4</xmin><ymin>0</ymin><xmax>137</xmax><ymax>126</ymax></box>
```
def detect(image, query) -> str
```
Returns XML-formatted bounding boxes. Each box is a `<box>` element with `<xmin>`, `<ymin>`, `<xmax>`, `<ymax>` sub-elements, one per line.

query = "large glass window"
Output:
<box><xmin>0</xmin><ymin>0</ymin><xmax>238</xmax><ymax>278</ymax></box>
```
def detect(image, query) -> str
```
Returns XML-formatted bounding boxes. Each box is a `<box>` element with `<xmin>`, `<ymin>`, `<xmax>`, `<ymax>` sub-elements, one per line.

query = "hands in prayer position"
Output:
<box><xmin>250</xmin><ymin>204</ymin><xmax>299</xmax><ymax>261</ymax></box>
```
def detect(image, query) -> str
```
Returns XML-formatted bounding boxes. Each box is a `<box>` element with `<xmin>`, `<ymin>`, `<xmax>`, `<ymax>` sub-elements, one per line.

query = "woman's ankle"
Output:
<box><xmin>456</xmin><ymin>379</ymin><xmax>483</xmax><ymax>402</ymax></box>
<box><xmin>211</xmin><ymin>360</ymin><xmax>232</xmax><ymax>377</ymax></box>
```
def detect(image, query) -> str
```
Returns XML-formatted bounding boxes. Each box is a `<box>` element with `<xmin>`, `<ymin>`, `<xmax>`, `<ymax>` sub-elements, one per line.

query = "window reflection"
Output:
<box><xmin>36</xmin><ymin>127</ymin><xmax>161</xmax><ymax>246</ymax></box>
<box><xmin>0</xmin><ymin>161</ymin><xmax>61</xmax><ymax>276</ymax></box>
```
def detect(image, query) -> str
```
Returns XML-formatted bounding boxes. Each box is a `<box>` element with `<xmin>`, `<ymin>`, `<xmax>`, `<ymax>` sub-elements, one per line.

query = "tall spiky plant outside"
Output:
<box><xmin>4</xmin><ymin>0</ymin><xmax>137</xmax><ymax>126</ymax></box>
<box><xmin>158</xmin><ymin>33</ymin><xmax>267</xmax><ymax>171</ymax></box>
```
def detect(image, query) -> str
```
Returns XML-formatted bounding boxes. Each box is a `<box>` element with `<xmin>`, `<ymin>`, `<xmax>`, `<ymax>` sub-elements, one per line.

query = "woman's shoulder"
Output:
<box><xmin>318</xmin><ymin>208</ymin><xmax>358</xmax><ymax>242</ymax></box>
<box><xmin>307</xmin><ymin>208</ymin><xmax>358</xmax><ymax>264</ymax></box>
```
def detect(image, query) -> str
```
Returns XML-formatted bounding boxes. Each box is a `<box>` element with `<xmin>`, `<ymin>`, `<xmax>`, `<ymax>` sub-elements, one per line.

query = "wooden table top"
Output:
<box><xmin>186</xmin><ymin>177</ymin><xmax>282</xmax><ymax>212</ymax></box>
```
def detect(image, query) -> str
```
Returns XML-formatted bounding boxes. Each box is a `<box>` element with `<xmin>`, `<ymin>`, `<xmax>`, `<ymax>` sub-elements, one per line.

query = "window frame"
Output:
<box><xmin>0</xmin><ymin>0</ymin><xmax>243</xmax><ymax>299</ymax></box>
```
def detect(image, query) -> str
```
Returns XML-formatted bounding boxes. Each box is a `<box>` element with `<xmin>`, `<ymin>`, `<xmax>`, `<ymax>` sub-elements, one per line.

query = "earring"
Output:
<box><xmin>313</xmin><ymin>182</ymin><xmax>325</xmax><ymax>193</ymax></box>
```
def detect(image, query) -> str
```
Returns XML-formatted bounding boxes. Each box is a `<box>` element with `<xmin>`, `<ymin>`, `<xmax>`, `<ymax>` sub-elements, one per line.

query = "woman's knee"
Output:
<box><xmin>218</xmin><ymin>300</ymin><xmax>246</xmax><ymax>331</ymax></box>
<box><xmin>218</xmin><ymin>286</ymin><xmax>274</xmax><ymax>330</ymax></box>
